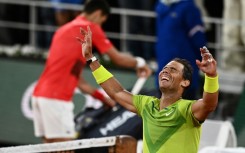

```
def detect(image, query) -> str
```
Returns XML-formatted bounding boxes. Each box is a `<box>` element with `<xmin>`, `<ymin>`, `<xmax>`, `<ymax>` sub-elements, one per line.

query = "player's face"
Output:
<box><xmin>158</xmin><ymin>61</ymin><xmax>184</xmax><ymax>91</ymax></box>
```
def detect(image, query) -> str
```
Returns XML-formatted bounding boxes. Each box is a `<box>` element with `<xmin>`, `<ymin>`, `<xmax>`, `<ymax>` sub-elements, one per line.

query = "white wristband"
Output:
<box><xmin>86</xmin><ymin>56</ymin><xmax>98</xmax><ymax>65</ymax></box>
<box><xmin>135</xmin><ymin>57</ymin><xmax>146</xmax><ymax>68</ymax></box>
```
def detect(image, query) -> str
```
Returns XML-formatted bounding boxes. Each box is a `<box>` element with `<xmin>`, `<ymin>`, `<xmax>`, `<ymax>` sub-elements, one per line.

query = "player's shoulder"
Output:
<box><xmin>178</xmin><ymin>99</ymin><xmax>196</xmax><ymax>108</ymax></box>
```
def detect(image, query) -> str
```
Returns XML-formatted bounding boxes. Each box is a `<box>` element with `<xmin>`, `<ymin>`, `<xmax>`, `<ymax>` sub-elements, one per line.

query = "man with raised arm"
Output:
<box><xmin>32</xmin><ymin>0</ymin><xmax>152</xmax><ymax>145</ymax></box>
<box><xmin>79</xmin><ymin>26</ymin><xmax>219</xmax><ymax>153</ymax></box>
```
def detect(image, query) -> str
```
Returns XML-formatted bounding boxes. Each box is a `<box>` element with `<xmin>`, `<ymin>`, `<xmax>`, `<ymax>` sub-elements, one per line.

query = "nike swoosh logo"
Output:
<box><xmin>165</xmin><ymin>109</ymin><xmax>174</xmax><ymax>116</ymax></box>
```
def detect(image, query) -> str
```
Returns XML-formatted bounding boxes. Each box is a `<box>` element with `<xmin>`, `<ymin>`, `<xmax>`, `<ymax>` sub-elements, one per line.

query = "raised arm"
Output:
<box><xmin>192</xmin><ymin>47</ymin><xmax>219</xmax><ymax>121</ymax></box>
<box><xmin>77</xmin><ymin>26</ymin><xmax>137</xmax><ymax>113</ymax></box>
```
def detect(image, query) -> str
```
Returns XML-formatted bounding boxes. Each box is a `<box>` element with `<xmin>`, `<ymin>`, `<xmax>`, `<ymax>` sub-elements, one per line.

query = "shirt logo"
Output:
<box><xmin>165</xmin><ymin>109</ymin><xmax>174</xmax><ymax>116</ymax></box>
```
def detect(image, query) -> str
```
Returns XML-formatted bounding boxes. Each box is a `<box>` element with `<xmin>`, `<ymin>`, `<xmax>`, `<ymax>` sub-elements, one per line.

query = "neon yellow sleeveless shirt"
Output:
<box><xmin>133</xmin><ymin>95</ymin><xmax>201</xmax><ymax>153</ymax></box>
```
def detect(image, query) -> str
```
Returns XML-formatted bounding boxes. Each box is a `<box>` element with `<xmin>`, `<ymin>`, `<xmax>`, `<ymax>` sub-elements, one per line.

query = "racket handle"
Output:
<box><xmin>131</xmin><ymin>77</ymin><xmax>147</xmax><ymax>94</ymax></box>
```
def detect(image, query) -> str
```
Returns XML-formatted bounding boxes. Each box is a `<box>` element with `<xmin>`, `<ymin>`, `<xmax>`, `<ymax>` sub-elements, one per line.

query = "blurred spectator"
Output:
<box><xmin>50</xmin><ymin>0</ymin><xmax>84</xmax><ymax>26</ymax></box>
<box><xmin>222</xmin><ymin>0</ymin><xmax>245</xmax><ymax>73</ymax></box>
<box><xmin>154</xmin><ymin>0</ymin><xmax>207</xmax><ymax>99</ymax></box>
<box><xmin>117</xmin><ymin>0</ymin><xmax>156</xmax><ymax>60</ymax></box>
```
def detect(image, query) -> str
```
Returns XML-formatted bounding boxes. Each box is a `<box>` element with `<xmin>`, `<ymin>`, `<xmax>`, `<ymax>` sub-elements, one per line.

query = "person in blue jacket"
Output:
<box><xmin>155</xmin><ymin>0</ymin><xmax>207</xmax><ymax>99</ymax></box>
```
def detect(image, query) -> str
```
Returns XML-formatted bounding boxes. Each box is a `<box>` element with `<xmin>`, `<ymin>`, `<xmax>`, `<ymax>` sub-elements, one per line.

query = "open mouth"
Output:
<box><xmin>161</xmin><ymin>76</ymin><xmax>170</xmax><ymax>81</ymax></box>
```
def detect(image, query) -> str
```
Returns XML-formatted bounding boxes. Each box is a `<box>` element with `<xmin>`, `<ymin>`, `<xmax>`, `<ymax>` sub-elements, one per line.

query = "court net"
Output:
<box><xmin>0</xmin><ymin>135</ymin><xmax>137</xmax><ymax>153</ymax></box>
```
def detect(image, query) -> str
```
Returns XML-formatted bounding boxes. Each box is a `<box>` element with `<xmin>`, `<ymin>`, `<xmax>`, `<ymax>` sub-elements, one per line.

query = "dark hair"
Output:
<box><xmin>172</xmin><ymin>58</ymin><xmax>193</xmax><ymax>82</ymax></box>
<box><xmin>172</xmin><ymin>58</ymin><xmax>193</xmax><ymax>97</ymax></box>
<box><xmin>83</xmin><ymin>0</ymin><xmax>110</xmax><ymax>16</ymax></box>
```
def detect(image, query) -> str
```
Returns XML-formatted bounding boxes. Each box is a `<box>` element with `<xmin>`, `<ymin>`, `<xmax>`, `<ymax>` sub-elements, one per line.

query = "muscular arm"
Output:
<box><xmin>89</xmin><ymin>61</ymin><xmax>137</xmax><ymax>113</ymax></box>
<box><xmin>192</xmin><ymin>85</ymin><xmax>219</xmax><ymax>121</ymax></box>
<box><xmin>191</xmin><ymin>47</ymin><xmax>219</xmax><ymax>121</ymax></box>
<box><xmin>78</xmin><ymin>26</ymin><xmax>137</xmax><ymax>112</ymax></box>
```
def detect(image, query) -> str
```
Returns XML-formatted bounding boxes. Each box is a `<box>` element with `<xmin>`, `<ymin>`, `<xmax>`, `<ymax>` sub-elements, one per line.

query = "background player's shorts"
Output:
<box><xmin>32</xmin><ymin>96</ymin><xmax>76</xmax><ymax>139</ymax></box>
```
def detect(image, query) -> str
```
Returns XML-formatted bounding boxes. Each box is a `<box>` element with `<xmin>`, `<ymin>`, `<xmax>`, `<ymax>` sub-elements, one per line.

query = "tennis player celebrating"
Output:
<box><xmin>79</xmin><ymin>26</ymin><xmax>219</xmax><ymax>153</ymax></box>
